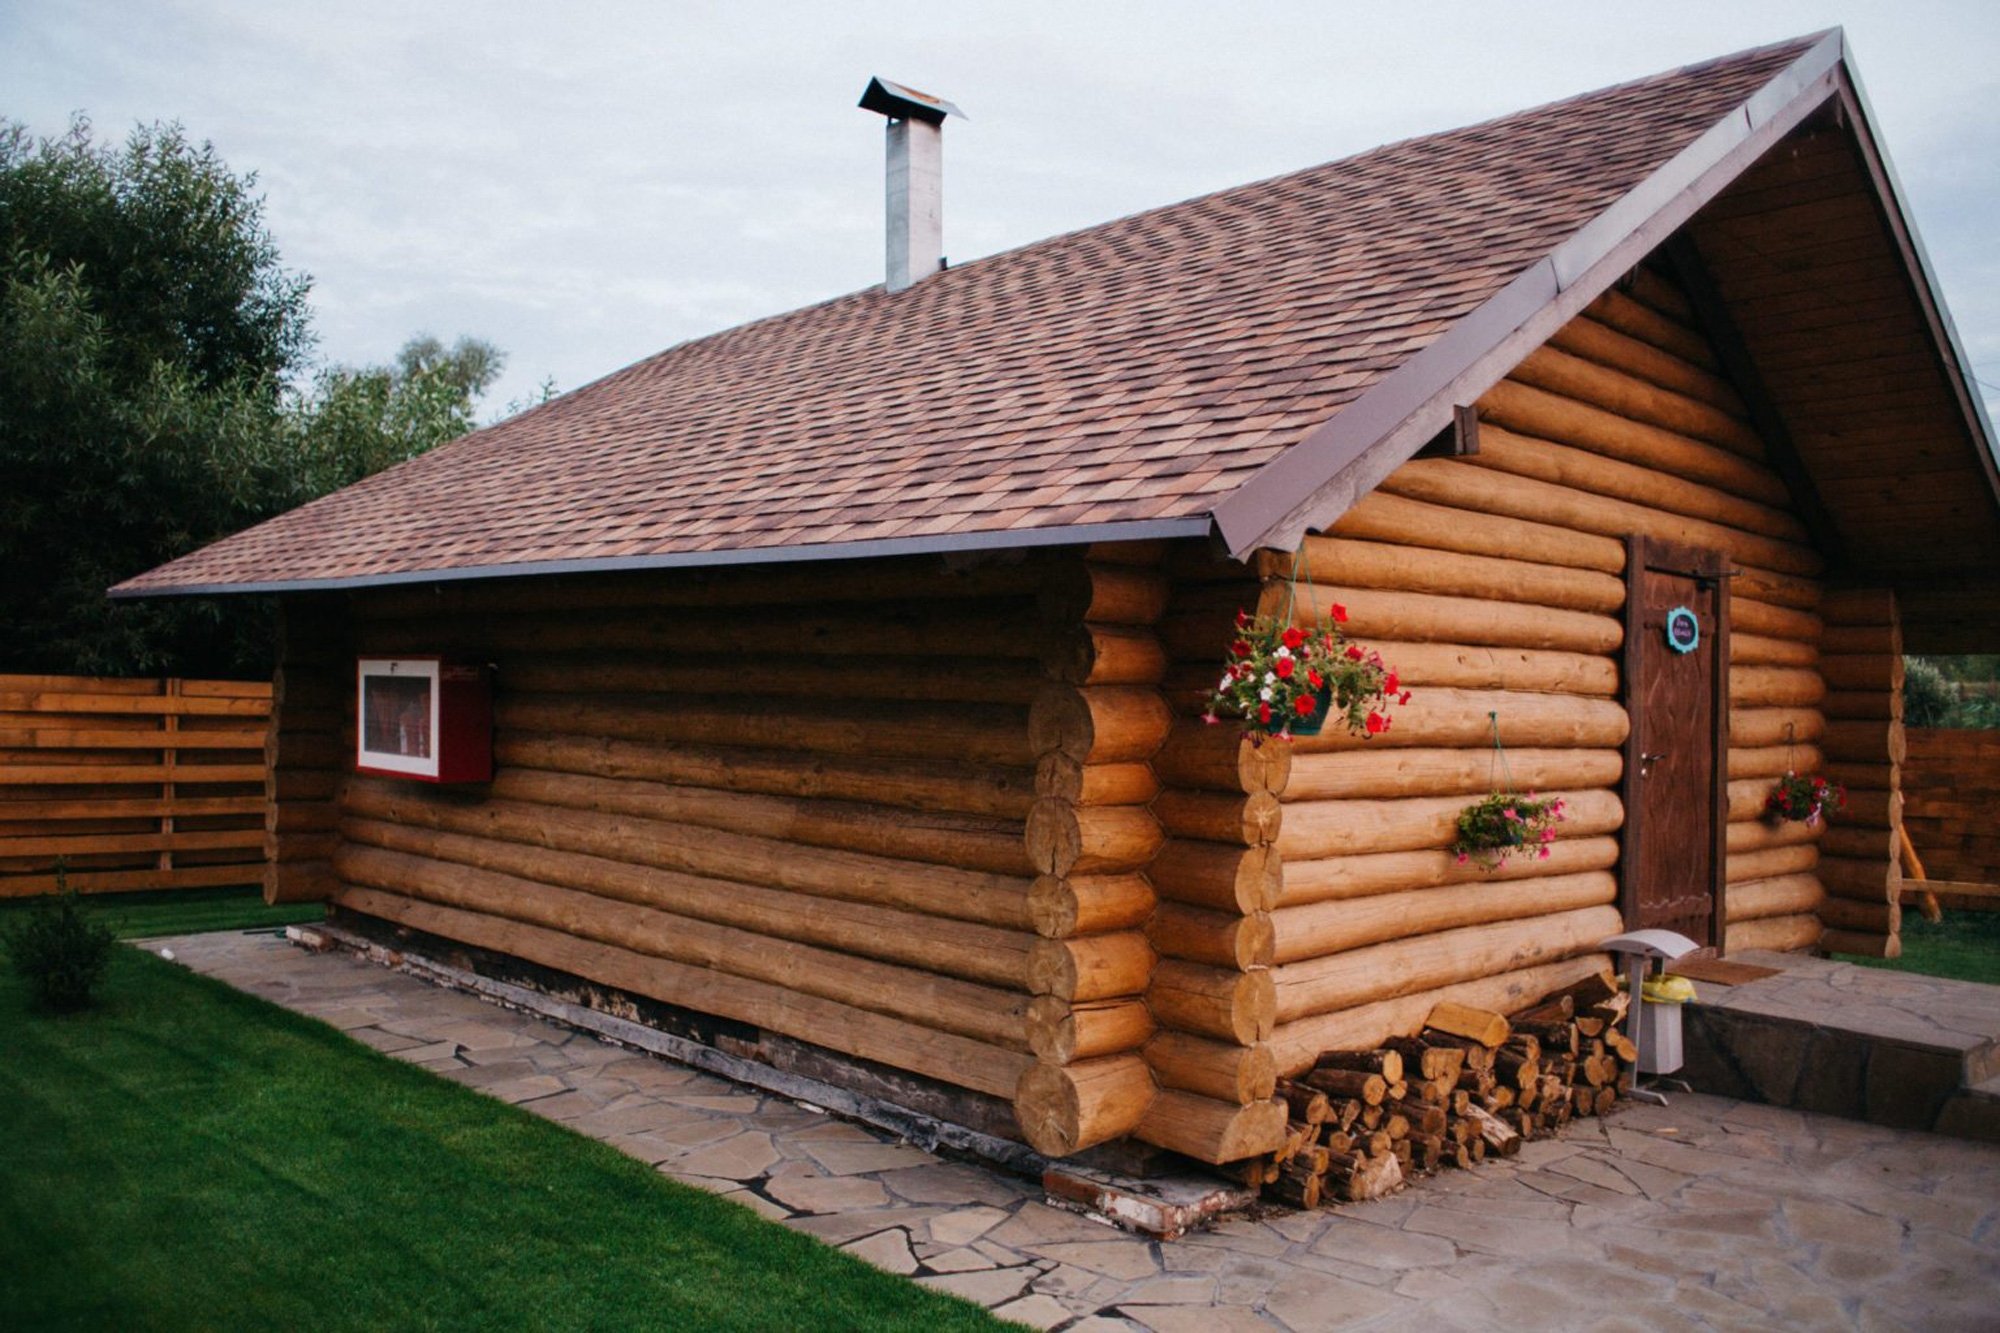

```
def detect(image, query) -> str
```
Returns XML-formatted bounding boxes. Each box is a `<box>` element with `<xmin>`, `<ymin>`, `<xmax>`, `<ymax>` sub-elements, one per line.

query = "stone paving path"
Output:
<box><xmin>151</xmin><ymin>930</ymin><xmax>2000</xmax><ymax>1331</ymax></box>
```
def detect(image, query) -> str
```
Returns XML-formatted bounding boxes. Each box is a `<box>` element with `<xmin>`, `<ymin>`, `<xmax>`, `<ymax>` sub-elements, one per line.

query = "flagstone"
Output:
<box><xmin>921</xmin><ymin>1245</ymin><xmax>999</xmax><ymax>1274</ymax></box>
<box><xmin>842</xmin><ymin>1228</ymin><xmax>918</xmax><ymax>1275</ymax></box>
<box><xmin>916</xmin><ymin>1265</ymin><xmax>1038</xmax><ymax>1306</ymax></box>
<box><xmin>924</xmin><ymin>1205</ymin><xmax>1010</xmax><ymax>1247</ymax></box>
<box><xmin>764</xmin><ymin>1170</ymin><xmax>890</xmax><ymax>1214</ymax></box>
<box><xmin>989</xmin><ymin>1293</ymin><xmax>1074</xmax><ymax>1330</ymax></box>
<box><xmin>671</xmin><ymin>1131</ymin><xmax>779</xmax><ymax>1181</ymax></box>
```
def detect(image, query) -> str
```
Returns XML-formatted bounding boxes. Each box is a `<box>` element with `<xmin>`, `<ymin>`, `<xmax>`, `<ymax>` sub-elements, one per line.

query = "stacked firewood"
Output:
<box><xmin>1248</xmin><ymin>977</ymin><xmax>1635</xmax><ymax>1208</ymax></box>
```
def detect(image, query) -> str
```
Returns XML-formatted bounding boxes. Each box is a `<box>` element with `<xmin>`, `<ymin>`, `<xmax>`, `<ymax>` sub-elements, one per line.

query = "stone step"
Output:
<box><xmin>1931</xmin><ymin>1074</ymin><xmax>2000</xmax><ymax>1145</ymax></box>
<box><xmin>1964</xmin><ymin>1037</ymin><xmax>2000</xmax><ymax>1087</ymax></box>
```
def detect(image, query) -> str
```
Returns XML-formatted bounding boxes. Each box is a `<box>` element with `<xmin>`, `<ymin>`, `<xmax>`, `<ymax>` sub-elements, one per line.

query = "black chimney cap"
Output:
<box><xmin>859</xmin><ymin>76</ymin><xmax>966</xmax><ymax>125</ymax></box>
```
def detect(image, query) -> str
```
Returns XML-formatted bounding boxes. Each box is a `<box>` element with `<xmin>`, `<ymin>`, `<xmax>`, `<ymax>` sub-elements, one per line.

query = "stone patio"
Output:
<box><xmin>1682</xmin><ymin>950</ymin><xmax>2000</xmax><ymax>1141</ymax></box>
<box><xmin>149</xmin><ymin>929</ymin><xmax>2000</xmax><ymax>1330</ymax></box>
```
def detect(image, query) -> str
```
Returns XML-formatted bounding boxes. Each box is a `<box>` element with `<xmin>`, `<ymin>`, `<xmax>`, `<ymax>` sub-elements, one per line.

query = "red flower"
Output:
<box><xmin>1399</xmin><ymin>691</ymin><xmax>1412</xmax><ymax>706</ymax></box>
<box><xmin>1235</xmin><ymin>609</ymin><xmax>1251</xmax><ymax>629</ymax></box>
<box><xmin>1383</xmin><ymin>672</ymin><xmax>1399</xmax><ymax>695</ymax></box>
<box><xmin>1258</xmin><ymin>702</ymin><xmax>1272</xmax><ymax>725</ymax></box>
<box><xmin>1275</xmin><ymin>657</ymin><xmax>1295</xmax><ymax>679</ymax></box>
<box><xmin>1332</xmin><ymin>603</ymin><xmax>1349</xmax><ymax>623</ymax></box>
<box><xmin>1281</xmin><ymin>627</ymin><xmax>1306</xmax><ymax>651</ymax></box>
<box><xmin>1295</xmin><ymin>693</ymin><xmax>1317</xmax><ymax>717</ymax></box>
<box><xmin>1346</xmin><ymin>645</ymin><xmax>1364</xmax><ymax>660</ymax></box>
<box><xmin>1365</xmin><ymin>711</ymin><xmax>1385</xmax><ymax>734</ymax></box>
<box><xmin>1230</xmin><ymin>639</ymin><xmax>1252</xmax><ymax>658</ymax></box>
<box><xmin>1307</xmin><ymin>668</ymin><xmax>1324</xmax><ymax>689</ymax></box>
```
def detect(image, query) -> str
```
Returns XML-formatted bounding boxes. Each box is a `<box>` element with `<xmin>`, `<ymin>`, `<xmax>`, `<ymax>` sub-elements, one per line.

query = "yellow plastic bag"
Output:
<box><xmin>1641</xmin><ymin>974</ymin><xmax>1697</xmax><ymax>1005</ymax></box>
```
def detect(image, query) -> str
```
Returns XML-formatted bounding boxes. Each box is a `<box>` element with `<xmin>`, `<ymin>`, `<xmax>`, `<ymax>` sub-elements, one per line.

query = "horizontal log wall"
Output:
<box><xmin>1902</xmin><ymin>728</ymin><xmax>2000</xmax><ymax>890</ymax></box>
<box><xmin>1225</xmin><ymin>268</ymin><xmax>1830</xmax><ymax>1077</ymax></box>
<box><xmin>0</xmin><ymin>673</ymin><xmax>270</xmax><ymax>897</ymax></box>
<box><xmin>326</xmin><ymin>551</ymin><xmax>1080</xmax><ymax>1124</ymax></box>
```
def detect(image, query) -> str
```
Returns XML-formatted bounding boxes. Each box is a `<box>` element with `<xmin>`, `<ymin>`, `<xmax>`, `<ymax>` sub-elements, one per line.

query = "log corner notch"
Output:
<box><xmin>1014</xmin><ymin>544</ymin><xmax>1170</xmax><ymax>1157</ymax></box>
<box><xmin>265</xmin><ymin>594</ymin><xmax>348</xmax><ymax>903</ymax></box>
<box><xmin>1810</xmin><ymin>587</ymin><xmax>1905</xmax><ymax>959</ymax></box>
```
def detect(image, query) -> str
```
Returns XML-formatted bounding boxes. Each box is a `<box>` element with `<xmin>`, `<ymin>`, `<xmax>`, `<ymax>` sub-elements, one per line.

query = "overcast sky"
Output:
<box><xmin>6</xmin><ymin>1</ymin><xmax>1997</xmax><ymax>418</ymax></box>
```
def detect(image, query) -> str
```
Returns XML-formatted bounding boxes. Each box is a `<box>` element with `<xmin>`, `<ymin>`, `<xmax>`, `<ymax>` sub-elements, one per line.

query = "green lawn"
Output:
<box><xmin>1839</xmin><ymin>909</ymin><xmax>2000</xmax><ymax>985</ymax></box>
<box><xmin>0</xmin><ymin>884</ymin><xmax>326</xmax><ymax>941</ymax></box>
<box><xmin>0</xmin><ymin>947</ymin><xmax>1000</xmax><ymax>1331</ymax></box>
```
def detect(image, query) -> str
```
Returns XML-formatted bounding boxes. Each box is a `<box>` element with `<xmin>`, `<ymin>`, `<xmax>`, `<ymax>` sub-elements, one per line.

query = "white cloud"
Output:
<box><xmin>5</xmin><ymin>0</ymin><xmax>1998</xmax><ymax>418</ymax></box>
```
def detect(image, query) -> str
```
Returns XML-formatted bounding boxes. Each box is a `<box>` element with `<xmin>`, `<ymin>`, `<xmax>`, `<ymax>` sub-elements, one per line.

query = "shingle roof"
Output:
<box><xmin>118</xmin><ymin>36</ymin><xmax>1824</xmax><ymax>595</ymax></box>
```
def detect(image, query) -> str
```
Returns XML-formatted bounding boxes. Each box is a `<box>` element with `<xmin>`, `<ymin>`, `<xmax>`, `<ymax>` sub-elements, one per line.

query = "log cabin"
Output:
<box><xmin>116</xmin><ymin>32</ymin><xmax>2000</xmax><ymax>1168</ymax></box>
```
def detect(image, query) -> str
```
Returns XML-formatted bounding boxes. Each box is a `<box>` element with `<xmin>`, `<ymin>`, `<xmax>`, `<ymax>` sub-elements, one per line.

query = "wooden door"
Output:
<box><xmin>1621</xmin><ymin>537</ymin><xmax>1730</xmax><ymax>949</ymax></box>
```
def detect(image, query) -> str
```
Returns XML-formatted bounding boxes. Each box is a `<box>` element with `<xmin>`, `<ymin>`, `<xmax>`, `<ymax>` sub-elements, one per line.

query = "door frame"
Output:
<box><xmin>1618</xmin><ymin>535</ymin><xmax>1733</xmax><ymax>952</ymax></box>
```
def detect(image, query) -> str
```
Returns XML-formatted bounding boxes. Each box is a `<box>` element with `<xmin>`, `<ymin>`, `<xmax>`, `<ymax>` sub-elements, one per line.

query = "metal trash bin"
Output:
<box><xmin>1599</xmin><ymin>929</ymin><xmax>1701</xmax><ymax>1102</ymax></box>
<box><xmin>1634</xmin><ymin>973</ymin><xmax>1696</xmax><ymax>1074</ymax></box>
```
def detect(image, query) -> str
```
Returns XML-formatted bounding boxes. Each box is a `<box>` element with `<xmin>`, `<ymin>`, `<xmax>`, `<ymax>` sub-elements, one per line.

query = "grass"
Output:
<box><xmin>1838</xmin><ymin>909</ymin><xmax>2000</xmax><ymax>985</ymax></box>
<box><xmin>0</xmin><ymin>884</ymin><xmax>324</xmax><ymax>941</ymax></box>
<box><xmin>0</xmin><ymin>947</ymin><xmax>1001</xmax><ymax>1331</ymax></box>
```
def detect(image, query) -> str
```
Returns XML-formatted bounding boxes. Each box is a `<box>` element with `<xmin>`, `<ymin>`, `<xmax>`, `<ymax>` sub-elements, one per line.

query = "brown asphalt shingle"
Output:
<box><xmin>118</xmin><ymin>37</ymin><xmax>1816</xmax><ymax>593</ymax></box>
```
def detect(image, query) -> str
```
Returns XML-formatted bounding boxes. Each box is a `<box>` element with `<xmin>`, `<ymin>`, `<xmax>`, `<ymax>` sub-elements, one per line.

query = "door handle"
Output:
<box><xmin>1640</xmin><ymin>751</ymin><xmax>1668</xmax><ymax>776</ymax></box>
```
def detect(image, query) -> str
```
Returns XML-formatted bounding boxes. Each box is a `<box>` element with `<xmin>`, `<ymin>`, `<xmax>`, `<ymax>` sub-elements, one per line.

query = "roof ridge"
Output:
<box><xmin>468</xmin><ymin>30</ymin><xmax>1837</xmax><ymax>437</ymax></box>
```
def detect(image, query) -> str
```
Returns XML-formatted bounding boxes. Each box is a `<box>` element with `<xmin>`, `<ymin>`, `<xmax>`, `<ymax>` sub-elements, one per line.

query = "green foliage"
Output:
<box><xmin>275</xmin><ymin>334</ymin><xmax>502</xmax><ymax>508</ymax></box>
<box><xmin>0</xmin><ymin>116</ymin><xmax>509</xmax><ymax>679</ymax></box>
<box><xmin>2</xmin><ymin>877</ymin><xmax>116</xmax><ymax>1013</ymax></box>
<box><xmin>1450</xmin><ymin>792</ymin><xmax>1566</xmax><ymax>870</ymax></box>
<box><xmin>1904</xmin><ymin>656</ymin><xmax>2000</xmax><ymax>730</ymax></box>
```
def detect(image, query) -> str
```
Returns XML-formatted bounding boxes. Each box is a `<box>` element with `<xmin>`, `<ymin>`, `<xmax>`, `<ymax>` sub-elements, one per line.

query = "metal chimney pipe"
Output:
<box><xmin>859</xmin><ymin>78</ymin><xmax>965</xmax><ymax>294</ymax></box>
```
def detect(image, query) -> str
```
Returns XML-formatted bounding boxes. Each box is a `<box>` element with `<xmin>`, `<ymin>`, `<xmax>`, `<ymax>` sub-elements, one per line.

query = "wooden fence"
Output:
<box><xmin>1902</xmin><ymin>727</ymin><xmax>2000</xmax><ymax>908</ymax></box>
<box><xmin>0</xmin><ymin>674</ymin><xmax>271</xmax><ymax>897</ymax></box>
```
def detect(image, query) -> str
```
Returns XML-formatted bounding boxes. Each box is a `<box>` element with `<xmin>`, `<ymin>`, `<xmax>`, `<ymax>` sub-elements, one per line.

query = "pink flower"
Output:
<box><xmin>1202</xmin><ymin>712</ymin><xmax>1219</xmax><ymax>726</ymax></box>
<box><xmin>1538</xmin><ymin>846</ymin><xmax>1552</xmax><ymax>860</ymax></box>
<box><xmin>1456</xmin><ymin>852</ymin><xmax>1470</xmax><ymax>865</ymax></box>
<box><xmin>1503</xmin><ymin>808</ymin><xmax>1519</xmax><ymax>822</ymax></box>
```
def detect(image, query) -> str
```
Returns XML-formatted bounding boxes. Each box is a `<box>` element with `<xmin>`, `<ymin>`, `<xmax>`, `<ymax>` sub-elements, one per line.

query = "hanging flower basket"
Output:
<box><xmin>1451</xmin><ymin>791</ymin><xmax>1567</xmax><ymax>870</ymax></box>
<box><xmin>1202</xmin><ymin>605</ymin><xmax>1407</xmax><ymax>745</ymax></box>
<box><xmin>1764</xmin><ymin>772</ymin><xmax>1845</xmax><ymax>826</ymax></box>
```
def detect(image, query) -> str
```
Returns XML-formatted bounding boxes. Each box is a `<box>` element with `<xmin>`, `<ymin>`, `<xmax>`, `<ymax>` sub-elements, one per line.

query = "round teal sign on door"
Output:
<box><xmin>1665</xmin><ymin>606</ymin><xmax>1700</xmax><ymax>655</ymax></box>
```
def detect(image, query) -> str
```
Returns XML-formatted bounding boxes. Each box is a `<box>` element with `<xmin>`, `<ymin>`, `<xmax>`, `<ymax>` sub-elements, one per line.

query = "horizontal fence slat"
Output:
<box><xmin>0</xmin><ymin>764</ymin><xmax>267</xmax><ymax>786</ymax></box>
<box><xmin>0</xmin><ymin>691</ymin><xmax>269</xmax><ymax>718</ymax></box>
<box><xmin>0</xmin><ymin>728</ymin><xmax>267</xmax><ymax>750</ymax></box>
<box><xmin>0</xmin><ymin>828</ymin><xmax>266</xmax><ymax>858</ymax></box>
<box><xmin>0</xmin><ymin>796</ymin><xmax>267</xmax><ymax>821</ymax></box>
<box><xmin>0</xmin><ymin>862</ymin><xmax>266</xmax><ymax>898</ymax></box>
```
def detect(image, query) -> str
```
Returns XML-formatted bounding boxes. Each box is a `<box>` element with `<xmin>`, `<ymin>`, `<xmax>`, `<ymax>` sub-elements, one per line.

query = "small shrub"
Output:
<box><xmin>4</xmin><ymin>875</ymin><xmax>116</xmax><ymax>1013</ymax></box>
<box><xmin>1904</xmin><ymin>657</ymin><xmax>1960</xmax><ymax>728</ymax></box>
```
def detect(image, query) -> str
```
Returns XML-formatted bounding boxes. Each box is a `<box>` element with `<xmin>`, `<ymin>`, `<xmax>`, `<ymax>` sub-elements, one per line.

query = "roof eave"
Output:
<box><xmin>106</xmin><ymin>515</ymin><xmax>1217</xmax><ymax>600</ymax></box>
